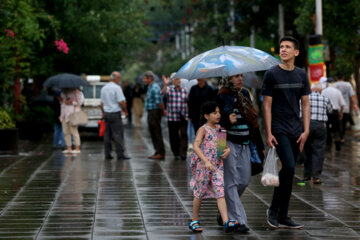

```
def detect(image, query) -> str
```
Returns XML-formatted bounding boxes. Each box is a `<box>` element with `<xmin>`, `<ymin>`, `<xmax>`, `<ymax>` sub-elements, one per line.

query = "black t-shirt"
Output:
<box><xmin>188</xmin><ymin>83</ymin><xmax>216</xmax><ymax>123</ymax></box>
<box><xmin>261</xmin><ymin>65</ymin><xmax>311</xmax><ymax>138</ymax></box>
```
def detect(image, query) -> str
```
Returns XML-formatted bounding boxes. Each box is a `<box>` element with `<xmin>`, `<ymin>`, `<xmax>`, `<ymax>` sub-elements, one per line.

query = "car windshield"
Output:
<box><xmin>83</xmin><ymin>85</ymin><xmax>93</xmax><ymax>98</ymax></box>
<box><xmin>96</xmin><ymin>85</ymin><xmax>102</xmax><ymax>98</ymax></box>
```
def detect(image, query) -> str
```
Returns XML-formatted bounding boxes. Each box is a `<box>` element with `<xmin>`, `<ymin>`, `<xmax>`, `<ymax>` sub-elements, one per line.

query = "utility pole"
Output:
<box><xmin>229</xmin><ymin>0</ymin><xmax>235</xmax><ymax>45</ymax></box>
<box><xmin>278</xmin><ymin>4</ymin><xmax>284</xmax><ymax>38</ymax></box>
<box><xmin>315</xmin><ymin>0</ymin><xmax>323</xmax><ymax>35</ymax></box>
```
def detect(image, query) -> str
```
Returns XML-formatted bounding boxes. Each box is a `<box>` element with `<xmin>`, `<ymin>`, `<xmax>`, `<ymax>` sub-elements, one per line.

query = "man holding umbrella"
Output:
<box><xmin>262</xmin><ymin>36</ymin><xmax>310</xmax><ymax>229</ymax></box>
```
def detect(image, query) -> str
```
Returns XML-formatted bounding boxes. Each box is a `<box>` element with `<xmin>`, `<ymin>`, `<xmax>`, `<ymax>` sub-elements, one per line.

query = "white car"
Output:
<box><xmin>81</xmin><ymin>79</ymin><xmax>106</xmax><ymax>130</ymax></box>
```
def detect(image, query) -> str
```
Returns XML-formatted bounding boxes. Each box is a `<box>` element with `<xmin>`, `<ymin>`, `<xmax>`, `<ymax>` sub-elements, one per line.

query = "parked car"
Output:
<box><xmin>80</xmin><ymin>76</ymin><xmax>108</xmax><ymax>131</ymax></box>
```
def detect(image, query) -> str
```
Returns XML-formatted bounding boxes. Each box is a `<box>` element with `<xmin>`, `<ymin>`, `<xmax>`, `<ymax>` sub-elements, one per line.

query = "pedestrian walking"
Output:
<box><xmin>52</xmin><ymin>90</ymin><xmax>66</xmax><ymax>149</ymax></box>
<box><xmin>321</xmin><ymin>77</ymin><xmax>345</xmax><ymax>150</ymax></box>
<box><xmin>188</xmin><ymin>78</ymin><xmax>216</xmax><ymax>133</ymax></box>
<box><xmin>189</xmin><ymin>101</ymin><xmax>238</xmax><ymax>233</ymax></box>
<box><xmin>303</xmin><ymin>82</ymin><xmax>332</xmax><ymax>184</ymax></box>
<box><xmin>262</xmin><ymin>36</ymin><xmax>310</xmax><ymax>229</ymax></box>
<box><xmin>100</xmin><ymin>71</ymin><xmax>130</xmax><ymax>160</ymax></box>
<box><xmin>60</xmin><ymin>88</ymin><xmax>83</xmax><ymax>154</ymax></box>
<box><xmin>334</xmin><ymin>72</ymin><xmax>359</xmax><ymax>143</ymax></box>
<box><xmin>181</xmin><ymin>79</ymin><xmax>198</xmax><ymax>149</ymax></box>
<box><xmin>122</xmin><ymin>81</ymin><xmax>133</xmax><ymax>125</ymax></box>
<box><xmin>143</xmin><ymin>71</ymin><xmax>165</xmax><ymax>160</ymax></box>
<box><xmin>132</xmin><ymin>83</ymin><xmax>145</xmax><ymax>127</ymax></box>
<box><xmin>217</xmin><ymin>73</ymin><xmax>264</xmax><ymax>232</ymax></box>
<box><xmin>162</xmin><ymin>73</ymin><xmax>188</xmax><ymax>160</ymax></box>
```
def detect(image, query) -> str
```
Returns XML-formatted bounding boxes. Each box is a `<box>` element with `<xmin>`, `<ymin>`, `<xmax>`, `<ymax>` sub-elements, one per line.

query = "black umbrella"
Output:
<box><xmin>43</xmin><ymin>73</ymin><xmax>89</xmax><ymax>88</ymax></box>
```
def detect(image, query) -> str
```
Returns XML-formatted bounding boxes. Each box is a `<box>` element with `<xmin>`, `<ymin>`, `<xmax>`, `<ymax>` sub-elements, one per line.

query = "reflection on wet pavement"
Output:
<box><xmin>0</xmin><ymin>120</ymin><xmax>359</xmax><ymax>239</ymax></box>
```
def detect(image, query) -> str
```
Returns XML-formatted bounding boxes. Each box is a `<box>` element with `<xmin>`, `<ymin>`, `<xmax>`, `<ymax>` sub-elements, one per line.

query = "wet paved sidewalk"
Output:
<box><xmin>0</xmin><ymin>120</ymin><xmax>359</xmax><ymax>239</ymax></box>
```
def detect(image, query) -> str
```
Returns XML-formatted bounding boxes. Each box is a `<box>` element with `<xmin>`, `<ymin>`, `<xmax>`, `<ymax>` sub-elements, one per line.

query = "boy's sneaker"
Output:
<box><xmin>278</xmin><ymin>217</ymin><xmax>304</xmax><ymax>229</ymax></box>
<box><xmin>267</xmin><ymin>209</ymin><xmax>279</xmax><ymax>228</ymax></box>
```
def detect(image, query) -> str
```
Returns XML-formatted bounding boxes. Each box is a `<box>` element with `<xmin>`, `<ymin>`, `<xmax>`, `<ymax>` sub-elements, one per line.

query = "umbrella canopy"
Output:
<box><xmin>43</xmin><ymin>73</ymin><xmax>89</xmax><ymax>88</ymax></box>
<box><xmin>174</xmin><ymin>46</ymin><xmax>280</xmax><ymax>80</ymax></box>
<box><xmin>243</xmin><ymin>72</ymin><xmax>263</xmax><ymax>89</ymax></box>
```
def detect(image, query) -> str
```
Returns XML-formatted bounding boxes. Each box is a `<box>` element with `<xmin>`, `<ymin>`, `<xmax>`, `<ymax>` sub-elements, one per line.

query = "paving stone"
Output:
<box><xmin>0</xmin><ymin>120</ymin><xmax>359</xmax><ymax>239</ymax></box>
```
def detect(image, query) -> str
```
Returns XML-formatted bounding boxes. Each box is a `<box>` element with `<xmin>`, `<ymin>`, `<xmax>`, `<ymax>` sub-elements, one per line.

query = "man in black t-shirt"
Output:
<box><xmin>262</xmin><ymin>36</ymin><xmax>310</xmax><ymax>229</ymax></box>
<box><xmin>188</xmin><ymin>78</ymin><xmax>216</xmax><ymax>132</ymax></box>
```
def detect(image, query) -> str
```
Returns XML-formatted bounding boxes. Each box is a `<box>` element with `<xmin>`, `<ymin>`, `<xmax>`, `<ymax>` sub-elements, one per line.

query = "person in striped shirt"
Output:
<box><xmin>303</xmin><ymin>82</ymin><xmax>332</xmax><ymax>184</ymax></box>
<box><xmin>162</xmin><ymin>73</ymin><xmax>189</xmax><ymax>160</ymax></box>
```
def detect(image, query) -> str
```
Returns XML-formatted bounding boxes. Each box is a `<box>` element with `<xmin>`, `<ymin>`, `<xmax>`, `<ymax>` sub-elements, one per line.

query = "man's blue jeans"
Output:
<box><xmin>270</xmin><ymin>134</ymin><xmax>300</xmax><ymax>218</ymax></box>
<box><xmin>53</xmin><ymin>123</ymin><xmax>66</xmax><ymax>148</ymax></box>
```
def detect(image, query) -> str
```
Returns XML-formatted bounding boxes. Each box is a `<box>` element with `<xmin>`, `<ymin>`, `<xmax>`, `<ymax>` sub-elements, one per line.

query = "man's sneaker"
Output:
<box><xmin>278</xmin><ymin>217</ymin><xmax>304</xmax><ymax>229</ymax></box>
<box><xmin>267</xmin><ymin>209</ymin><xmax>279</xmax><ymax>228</ymax></box>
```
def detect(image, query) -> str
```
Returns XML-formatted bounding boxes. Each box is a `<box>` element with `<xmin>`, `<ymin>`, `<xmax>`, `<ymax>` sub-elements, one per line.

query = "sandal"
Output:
<box><xmin>224</xmin><ymin>220</ymin><xmax>239</xmax><ymax>233</ymax></box>
<box><xmin>189</xmin><ymin>220</ymin><xmax>203</xmax><ymax>233</ymax></box>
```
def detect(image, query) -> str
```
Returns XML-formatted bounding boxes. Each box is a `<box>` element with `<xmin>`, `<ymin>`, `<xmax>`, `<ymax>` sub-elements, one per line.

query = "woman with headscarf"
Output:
<box><xmin>216</xmin><ymin>74</ymin><xmax>264</xmax><ymax>232</ymax></box>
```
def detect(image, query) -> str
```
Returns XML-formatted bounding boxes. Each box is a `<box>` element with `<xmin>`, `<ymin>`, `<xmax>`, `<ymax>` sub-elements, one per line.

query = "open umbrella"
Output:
<box><xmin>43</xmin><ymin>73</ymin><xmax>89</xmax><ymax>88</ymax></box>
<box><xmin>243</xmin><ymin>72</ymin><xmax>263</xmax><ymax>89</ymax></box>
<box><xmin>174</xmin><ymin>46</ymin><xmax>280</xmax><ymax>80</ymax></box>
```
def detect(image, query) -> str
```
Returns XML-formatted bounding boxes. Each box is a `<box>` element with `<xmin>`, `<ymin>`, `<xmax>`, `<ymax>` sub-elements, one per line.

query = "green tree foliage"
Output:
<box><xmin>44</xmin><ymin>0</ymin><xmax>148</xmax><ymax>75</ymax></box>
<box><xmin>295</xmin><ymin>0</ymin><xmax>360</xmax><ymax>77</ymax></box>
<box><xmin>0</xmin><ymin>0</ymin><xmax>48</xmax><ymax>107</ymax></box>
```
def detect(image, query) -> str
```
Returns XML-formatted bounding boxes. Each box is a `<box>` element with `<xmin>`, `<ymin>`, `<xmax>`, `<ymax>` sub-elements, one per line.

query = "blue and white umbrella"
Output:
<box><xmin>174</xmin><ymin>46</ymin><xmax>280</xmax><ymax>80</ymax></box>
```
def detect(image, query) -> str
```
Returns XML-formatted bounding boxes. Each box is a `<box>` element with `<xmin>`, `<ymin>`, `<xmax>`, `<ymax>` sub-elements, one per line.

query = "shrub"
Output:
<box><xmin>0</xmin><ymin>108</ymin><xmax>16</xmax><ymax>129</ymax></box>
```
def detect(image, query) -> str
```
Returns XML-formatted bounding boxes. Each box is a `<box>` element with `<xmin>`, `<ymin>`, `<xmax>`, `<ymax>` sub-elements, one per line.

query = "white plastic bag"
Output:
<box><xmin>261</xmin><ymin>147</ymin><xmax>279</xmax><ymax>187</ymax></box>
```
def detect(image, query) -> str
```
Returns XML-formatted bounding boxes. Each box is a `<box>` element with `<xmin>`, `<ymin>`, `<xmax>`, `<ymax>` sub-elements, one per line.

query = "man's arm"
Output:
<box><xmin>298</xmin><ymin>95</ymin><xmax>310</xmax><ymax>152</ymax></box>
<box><xmin>119</xmin><ymin>101</ymin><xmax>128</xmax><ymax>118</ymax></box>
<box><xmin>100</xmin><ymin>102</ymin><xmax>105</xmax><ymax>119</ymax></box>
<box><xmin>161</xmin><ymin>75</ymin><xmax>169</xmax><ymax>94</ymax></box>
<box><xmin>351</xmin><ymin>95</ymin><xmax>359</xmax><ymax>113</ymax></box>
<box><xmin>263</xmin><ymin>96</ymin><xmax>277</xmax><ymax>147</ymax></box>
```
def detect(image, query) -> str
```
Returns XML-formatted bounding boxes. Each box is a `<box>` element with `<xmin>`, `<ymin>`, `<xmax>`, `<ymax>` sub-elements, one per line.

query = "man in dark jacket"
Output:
<box><xmin>188</xmin><ymin>78</ymin><xmax>216</xmax><ymax>133</ymax></box>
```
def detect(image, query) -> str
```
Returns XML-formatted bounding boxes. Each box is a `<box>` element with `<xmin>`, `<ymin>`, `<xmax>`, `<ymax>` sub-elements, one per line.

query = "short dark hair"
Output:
<box><xmin>143</xmin><ymin>70</ymin><xmax>155</xmax><ymax>80</ymax></box>
<box><xmin>280</xmin><ymin>36</ymin><xmax>299</xmax><ymax>50</ymax></box>
<box><xmin>199</xmin><ymin>101</ymin><xmax>219</xmax><ymax>125</ymax></box>
<box><xmin>336</xmin><ymin>72</ymin><xmax>344</xmax><ymax>80</ymax></box>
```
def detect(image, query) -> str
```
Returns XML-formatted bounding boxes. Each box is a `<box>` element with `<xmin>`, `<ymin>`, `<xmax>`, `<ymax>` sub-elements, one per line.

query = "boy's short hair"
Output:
<box><xmin>280</xmin><ymin>36</ymin><xmax>299</xmax><ymax>50</ymax></box>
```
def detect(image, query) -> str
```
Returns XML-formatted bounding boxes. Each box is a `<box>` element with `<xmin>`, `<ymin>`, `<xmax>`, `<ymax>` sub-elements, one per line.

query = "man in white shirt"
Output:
<box><xmin>322</xmin><ymin>77</ymin><xmax>345</xmax><ymax>150</ymax></box>
<box><xmin>100</xmin><ymin>71</ymin><xmax>130</xmax><ymax>160</ymax></box>
<box><xmin>334</xmin><ymin>72</ymin><xmax>359</xmax><ymax>142</ymax></box>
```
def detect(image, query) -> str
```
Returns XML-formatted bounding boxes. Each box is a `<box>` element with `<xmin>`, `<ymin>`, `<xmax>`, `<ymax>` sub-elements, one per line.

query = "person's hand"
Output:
<box><xmin>353</xmin><ymin>104</ymin><xmax>359</xmax><ymax>114</ymax></box>
<box><xmin>163</xmin><ymin>110</ymin><xmax>167</xmax><ymax>116</ymax></box>
<box><xmin>266</xmin><ymin>134</ymin><xmax>278</xmax><ymax>148</ymax></box>
<box><xmin>124</xmin><ymin>112</ymin><xmax>129</xmax><ymax>118</ymax></box>
<box><xmin>205</xmin><ymin>160</ymin><xmax>214</xmax><ymax>171</ymax></box>
<box><xmin>221</xmin><ymin>146</ymin><xmax>230</xmax><ymax>159</ymax></box>
<box><xmin>162</xmin><ymin>75</ymin><xmax>170</xmax><ymax>85</ymax></box>
<box><xmin>297</xmin><ymin>131</ymin><xmax>309</xmax><ymax>152</ymax></box>
<box><xmin>339</xmin><ymin>112</ymin><xmax>343</xmax><ymax>120</ymax></box>
<box><xmin>229</xmin><ymin>113</ymin><xmax>237</xmax><ymax>124</ymax></box>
